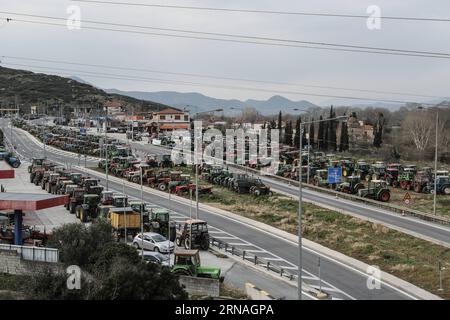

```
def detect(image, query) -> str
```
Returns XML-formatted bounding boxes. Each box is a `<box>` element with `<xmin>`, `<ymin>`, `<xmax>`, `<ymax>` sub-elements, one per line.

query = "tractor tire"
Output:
<box><xmin>176</xmin><ymin>237</ymin><xmax>183</xmax><ymax>247</ymax></box>
<box><xmin>200</xmin><ymin>237</ymin><xmax>209</xmax><ymax>250</ymax></box>
<box><xmin>341</xmin><ymin>186</ymin><xmax>350</xmax><ymax>194</ymax></box>
<box><xmin>379</xmin><ymin>190</ymin><xmax>391</xmax><ymax>202</ymax></box>
<box><xmin>70</xmin><ymin>202</ymin><xmax>76</xmax><ymax>214</ymax></box>
<box><xmin>173</xmin><ymin>269</ymin><xmax>192</xmax><ymax>276</ymax></box>
<box><xmin>75</xmin><ymin>207</ymin><xmax>81</xmax><ymax>219</ymax></box>
<box><xmin>414</xmin><ymin>183</ymin><xmax>422</xmax><ymax>193</ymax></box>
<box><xmin>365</xmin><ymin>175</ymin><xmax>371</xmax><ymax>182</ymax></box>
<box><xmin>443</xmin><ymin>186</ymin><xmax>450</xmax><ymax>195</ymax></box>
<box><xmin>400</xmin><ymin>180</ymin><xmax>407</xmax><ymax>190</ymax></box>
<box><xmin>184</xmin><ymin>238</ymin><xmax>191</xmax><ymax>250</ymax></box>
<box><xmin>158</xmin><ymin>183</ymin><xmax>167</xmax><ymax>192</ymax></box>
<box><xmin>80</xmin><ymin>208</ymin><xmax>87</xmax><ymax>223</ymax></box>
<box><xmin>392</xmin><ymin>180</ymin><xmax>399</xmax><ymax>188</ymax></box>
<box><xmin>253</xmin><ymin>189</ymin><xmax>261</xmax><ymax>197</ymax></box>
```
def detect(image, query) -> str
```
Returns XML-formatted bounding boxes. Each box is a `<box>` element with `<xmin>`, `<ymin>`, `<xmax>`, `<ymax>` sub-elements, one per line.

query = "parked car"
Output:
<box><xmin>138</xmin><ymin>251</ymin><xmax>170</xmax><ymax>266</ymax></box>
<box><xmin>133</xmin><ymin>232</ymin><xmax>175</xmax><ymax>253</ymax></box>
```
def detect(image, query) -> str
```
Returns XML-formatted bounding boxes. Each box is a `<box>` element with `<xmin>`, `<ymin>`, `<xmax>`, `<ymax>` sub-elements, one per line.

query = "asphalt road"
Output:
<box><xmin>2</xmin><ymin>120</ymin><xmax>417</xmax><ymax>300</ymax></box>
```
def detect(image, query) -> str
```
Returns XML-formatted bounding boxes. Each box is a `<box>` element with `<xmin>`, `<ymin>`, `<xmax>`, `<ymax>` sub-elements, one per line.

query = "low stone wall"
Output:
<box><xmin>245</xmin><ymin>282</ymin><xmax>275</xmax><ymax>300</ymax></box>
<box><xmin>179</xmin><ymin>276</ymin><xmax>220</xmax><ymax>298</ymax></box>
<box><xmin>0</xmin><ymin>249</ymin><xmax>61</xmax><ymax>275</ymax></box>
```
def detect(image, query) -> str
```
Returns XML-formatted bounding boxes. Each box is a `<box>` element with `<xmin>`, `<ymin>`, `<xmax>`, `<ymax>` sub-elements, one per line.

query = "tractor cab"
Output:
<box><xmin>358</xmin><ymin>180</ymin><xmax>391</xmax><ymax>202</ymax></box>
<box><xmin>112</xmin><ymin>194</ymin><xmax>128</xmax><ymax>207</ymax></box>
<box><xmin>100</xmin><ymin>191</ymin><xmax>114</xmax><ymax>205</ymax></box>
<box><xmin>69</xmin><ymin>173</ymin><xmax>83</xmax><ymax>185</ymax></box>
<box><xmin>176</xmin><ymin>219</ymin><xmax>210</xmax><ymax>250</ymax></box>
<box><xmin>76</xmin><ymin>194</ymin><xmax>100</xmax><ymax>222</ymax></box>
<box><xmin>171</xmin><ymin>249</ymin><xmax>222</xmax><ymax>281</ymax></box>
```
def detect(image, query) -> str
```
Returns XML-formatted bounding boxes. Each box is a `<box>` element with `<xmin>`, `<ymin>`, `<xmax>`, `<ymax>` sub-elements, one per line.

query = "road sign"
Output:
<box><xmin>328</xmin><ymin>167</ymin><xmax>342</xmax><ymax>184</ymax></box>
<box><xmin>80</xmin><ymin>128</ymin><xmax>87</xmax><ymax>135</ymax></box>
<box><xmin>403</xmin><ymin>192</ymin><xmax>412</xmax><ymax>205</ymax></box>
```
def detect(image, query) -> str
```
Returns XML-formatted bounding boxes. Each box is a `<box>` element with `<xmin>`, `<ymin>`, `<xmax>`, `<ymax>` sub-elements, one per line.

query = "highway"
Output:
<box><xmin>2</xmin><ymin>119</ymin><xmax>419</xmax><ymax>300</ymax></box>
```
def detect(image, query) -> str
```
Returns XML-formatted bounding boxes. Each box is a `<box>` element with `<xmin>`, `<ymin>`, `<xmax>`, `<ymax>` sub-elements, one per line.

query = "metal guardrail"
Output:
<box><xmin>230</xmin><ymin>163</ymin><xmax>450</xmax><ymax>226</ymax></box>
<box><xmin>0</xmin><ymin>244</ymin><xmax>59</xmax><ymax>263</ymax></box>
<box><xmin>209</xmin><ymin>237</ymin><xmax>297</xmax><ymax>282</ymax></box>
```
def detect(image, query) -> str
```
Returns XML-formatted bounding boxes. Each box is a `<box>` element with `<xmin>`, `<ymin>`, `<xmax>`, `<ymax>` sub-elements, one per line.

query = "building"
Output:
<box><xmin>347</xmin><ymin>116</ymin><xmax>374</xmax><ymax>146</ymax></box>
<box><xmin>145</xmin><ymin>108</ymin><xmax>190</xmax><ymax>134</ymax></box>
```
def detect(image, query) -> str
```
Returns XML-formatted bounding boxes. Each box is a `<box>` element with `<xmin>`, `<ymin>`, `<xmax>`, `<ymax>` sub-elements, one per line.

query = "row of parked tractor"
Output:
<box><xmin>27</xmin><ymin>157</ymin><xmax>182</xmax><ymax>240</ymax></box>
<box><xmin>98</xmin><ymin>154</ymin><xmax>215</xmax><ymax>197</ymax></box>
<box><xmin>274</xmin><ymin>152</ymin><xmax>450</xmax><ymax>197</ymax></box>
<box><xmin>13</xmin><ymin>119</ymin><xmax>133</xmax><ymax>159</ymax></box>
<box><xmin>200</xmin><ymin>164</ymin><xmax>272</xmax><ymax>196</ymax></box>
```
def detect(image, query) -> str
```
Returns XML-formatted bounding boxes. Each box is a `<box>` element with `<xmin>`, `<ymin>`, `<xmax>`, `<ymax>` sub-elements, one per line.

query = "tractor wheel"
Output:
<box><xmin>379</xmin><ymin>190</ymin><xmax>391</xmax><ymax>202</ymax></box>
<box><xmin>400</xmin><ymin>180</ymin><xmax>407</xmax><ymax>190</ymax></box>
<box><xmin>365</xmin><ymin>175</ymin><xmax>371</xmax><ymax>182</ymax></box>
<box><xmin>80</xmin><ymin>208</ymin><xmax>87</xmax><ymax>223</ymax></box>
<box><xmin>184</xmin><ymin>238</ymin><xmax>191</xmax><ymax>250</ymax></box>
<box><xmin>253</xmin><ymin>189</ymin><xmax>261</xmax><ymax>196</ymax></box>
<box><xmin>443</xmin><ymin>186</ymin><xmax>450</xmax><ymax>195</ymax></box>
<box><xmin>406</xmin><ymin>183</ymin><xmax>412</xmax><ymax>191</ymax></box>
<box><xmin>176</xmin><ymin>237</ymin><xmax>183</xmax><ymax>247</ymax></box>
<box><xmin>70</xmin><ymin>202</ymin><xmax>76</xmax><ymax>214</ymax></box>
<box><xmin>75</xmin><ymin>207</ymin><xmax>81</xmax><ymax>219</ymax></box>
<box><xmin>414</xmin><ymin>183</ymin><xmax>422</xmax><ymax>193</ymax></box>
<box><xmin>341</xmin><ymin>186</ymin><xmax>350</xmax><ymax>194</ymax></box>
<box><xmin>173</xmin><ymin>269</ymin><xmax>192</xmax><ymax>276</ymax></box>
<box><xmin>158</xmin><ymin>183</ymin><xmax>167</xmax><ymax>191</ymax></box>
<box><xmin>392</xmin><ymin>180</ymin><xmax>399</xmax><ymax>188</ymax></box>
<box><xmin>200</xmin><ymin>237</ymin><xmax>209</xmax><ymax>250</ymax></box>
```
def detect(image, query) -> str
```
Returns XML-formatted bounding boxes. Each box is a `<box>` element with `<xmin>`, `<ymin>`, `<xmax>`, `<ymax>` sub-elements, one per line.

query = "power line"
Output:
<box><xmin>0</xmin><ymin>62</ymin><xmax>439</xmax><ymax>106</ymax></box>
<box><xmin>0</xmin><ymin>55</ymin><xmax>443</xmax><ymax>99</ymax></box>
<box><xmin>71</xmin><ymin>0</ymin><xmax>450</xmax><ymax>23</ymax></box>
<box><xmin>2</xmin><ymin>13</ymin><xmax>450</xmax><ymax>60</ymax></box>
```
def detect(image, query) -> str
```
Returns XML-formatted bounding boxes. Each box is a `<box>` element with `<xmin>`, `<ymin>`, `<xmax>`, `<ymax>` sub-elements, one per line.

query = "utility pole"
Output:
<box><xmin>140</xmin><ymin>165</ymin><xmax>144</xmax><ymax>259</ymax></box>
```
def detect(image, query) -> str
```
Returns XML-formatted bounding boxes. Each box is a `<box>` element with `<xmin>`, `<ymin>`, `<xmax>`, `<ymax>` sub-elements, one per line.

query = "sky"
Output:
<box><xmin>1</xmin><ymin>0</ymin><xmax>450</xmax><ymax>106</ymax></box>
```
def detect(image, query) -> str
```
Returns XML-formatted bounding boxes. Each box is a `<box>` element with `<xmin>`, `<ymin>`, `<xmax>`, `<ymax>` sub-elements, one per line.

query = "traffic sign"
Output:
<box><xmin>403</xmin><ymin>192</ymin><xmax>412</xmax><ymax>205</ymax></box>
<box><xmin>328</xmin><ymin>167</ymin><xmax>343</xmax><ymax>184</ymax></box>
<box><xmin>80</xmin><ymin>127</ymin><xmax>87</xmax><ymax>135</ymax></box>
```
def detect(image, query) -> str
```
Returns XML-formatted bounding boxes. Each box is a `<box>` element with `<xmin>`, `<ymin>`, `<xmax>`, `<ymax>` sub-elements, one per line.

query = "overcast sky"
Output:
<box><xmin>1</xmin><ymin>0</ymin><xmax>450</xmax><ymax>106</ymax></box>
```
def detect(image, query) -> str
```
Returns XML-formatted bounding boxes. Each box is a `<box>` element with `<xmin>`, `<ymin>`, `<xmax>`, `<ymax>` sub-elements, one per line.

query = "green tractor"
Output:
<box><xmin>358</xmin><ymin>180</ymin><xmax>391</xmax><ymax>202</ymax></box>
<box><xmin>176</xmin><ymin>219</ymin><xmax>210</xmax><ymax>250</ymax></box>
<box><xmin>336</xmin><ymin>176</ymin><xmax>365</xmax><ymax>194</ymax></box>
<box><xmin>366</xmin><ymin>163</ymin><xmax>386</xmax><ymax>182</ymax></box>
<box><xmin>313</xmin><ymin>169</ymin><xmax>329</xmax><ymax>187</ymax></box>
<box><xmin>75</xmin><ymin>194</ymin><xmax>100</xmax><ymax>223</ymax></box>
<box><xmin>398</xmin><ymin>166</ymin><xmax>417</xmax><ymax>190</ymax></box>
<box><xmin>171</xmin><ymin>249</ymin><xmax>223</xmax><ymax>281</ymax></box>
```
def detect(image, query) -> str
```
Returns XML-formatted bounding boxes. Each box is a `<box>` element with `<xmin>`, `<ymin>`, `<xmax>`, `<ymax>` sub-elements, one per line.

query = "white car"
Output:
<box><xmin>138</xmin><ymin>251</ymin><xmax>170</xmax><ymax>266</ymax></box>
<box><xmin>133</xmin><ymin>232</ymin><xmax>174</xmax><ymax>254</ymax></box>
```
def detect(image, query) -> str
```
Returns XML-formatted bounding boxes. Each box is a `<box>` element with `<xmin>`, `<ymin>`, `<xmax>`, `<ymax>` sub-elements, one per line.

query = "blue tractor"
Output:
<box><xmin>0</xmin><ymin>151</ymin><xmax>21</xmax><ymax>168</ymax></box>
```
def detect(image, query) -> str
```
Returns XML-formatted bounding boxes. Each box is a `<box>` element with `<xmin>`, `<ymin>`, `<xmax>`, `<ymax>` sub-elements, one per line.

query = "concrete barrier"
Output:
<box><xmin>0</xmin><ymin>249</ymin><xmax>60</xmax><ymax>275</ymax></box>
<box><xmin>245</xmin><ymin>283</ymin><xmax>275</xmax><ymax>300</ymax></box>
<box><xmin>178</xmin><ymin>275</ymin><xmax>220</xmax><ymax>298</ymax></box>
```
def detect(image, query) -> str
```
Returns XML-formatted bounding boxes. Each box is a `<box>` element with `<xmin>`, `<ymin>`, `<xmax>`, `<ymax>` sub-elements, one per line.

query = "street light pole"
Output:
<box><xmin>298</xmin><ymin>122</ymin><xmax>303</xmax><ymax>300</ymax></box>
<box><xmin>297</xmin><ymin>115</ymin><xmax>347</xmax><ymax>301</ymax></box>
<box><xmin>105</xmin><ymin>107</ymin><xmax>109</xmax><ymax>191</ymax></box>
<box><xmin>433</xmin><ymin>110</ymin><xmax>438</xmax><ymax>215</ymax></box>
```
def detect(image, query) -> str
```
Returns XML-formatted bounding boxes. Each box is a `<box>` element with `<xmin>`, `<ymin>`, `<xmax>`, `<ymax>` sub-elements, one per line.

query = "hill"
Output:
<box><xmin>0</xmin><ymin>66</ymin><xmax>169</xmax><ymax>113</ymax></box>
<box><xmin>105</xmin><ymin>89</ymin><xmax>318</xmax><ymax>115</ymax></box>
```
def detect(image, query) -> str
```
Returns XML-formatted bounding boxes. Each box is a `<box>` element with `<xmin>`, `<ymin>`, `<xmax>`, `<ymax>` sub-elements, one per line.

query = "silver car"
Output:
<box><xmin>133</xmin><ymin>232</ymin><xmax>174</xmax><ymax>254</ymax></box>
<box><xmin>138</xmin><ymin>251</ymin><xmax>170</xmax><ymax>266</ymax></box>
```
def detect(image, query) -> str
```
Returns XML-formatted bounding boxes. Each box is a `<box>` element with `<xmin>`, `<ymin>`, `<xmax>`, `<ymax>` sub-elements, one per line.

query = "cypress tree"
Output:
<box><xmin>309</xmin><ymin>118</ymin><xmax>315</xmax><ymax>149</ymax></box>
<box><xmin>317</xmin><ymin>115</ymin><xmax>324</xmax><ymax>150</ymax></box>
<box><xmin>294</xmin><ymin>116</ymin><xmax>301</xmax><ymax>147</ymax></box>
<box><xmin>339</xmin><ymin>121</ymin><xmax>349</xmax><ymax>152</ymax></box>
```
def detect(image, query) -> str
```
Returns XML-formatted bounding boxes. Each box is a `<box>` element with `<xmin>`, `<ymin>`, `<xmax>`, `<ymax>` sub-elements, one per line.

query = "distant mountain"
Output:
<box><xmin>69</xmin><ymin>76</ymin><xmax>93</xmax><ymax>86</ymax></box>
<box><xmin>105</xmin><ymin>89</ymin><xmax>318</xmax><ymax>115</ymax></box>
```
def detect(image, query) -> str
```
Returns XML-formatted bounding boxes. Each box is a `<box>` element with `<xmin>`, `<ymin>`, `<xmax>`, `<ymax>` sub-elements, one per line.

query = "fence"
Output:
<box><xmin>0</xmin><ymin>244</ymin><xmax>59</xmax><ymax>263</ymax></box>
<box><xmin>209</xmin><ymin>236</ymin><xmax>297</xmax><ymax>282</ymax></box>
<box><xmin>229</xmin><ymin>162</ymin><xmax>450</xmax><ymax>226</ymax></box>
